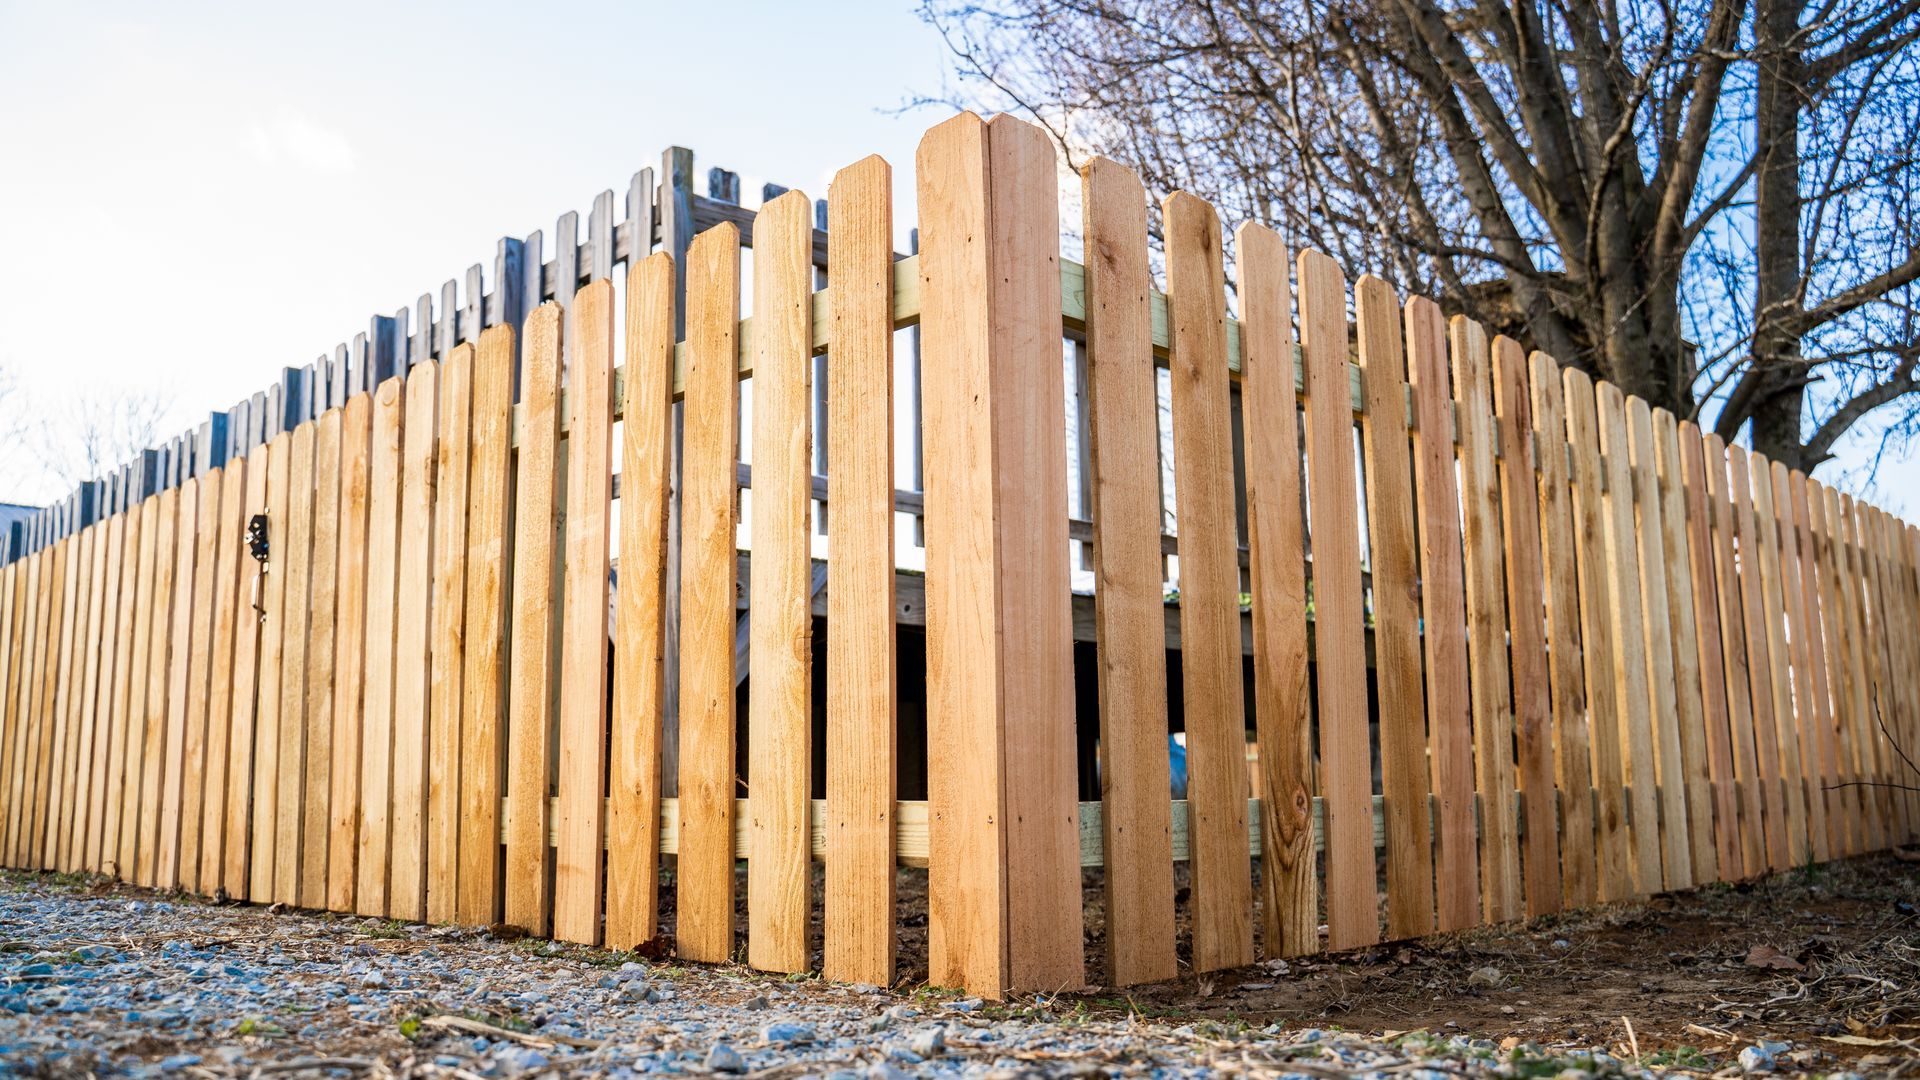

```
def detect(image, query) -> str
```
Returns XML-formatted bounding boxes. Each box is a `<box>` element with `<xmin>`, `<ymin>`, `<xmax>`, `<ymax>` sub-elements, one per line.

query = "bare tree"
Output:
<box><xmin>918</xmin><ymin>0</ymin><xmax>1920</xmax><ymax>471</ymax></box>
<box><xmin>21</xmin><ymin>385</ymin><xmax>172</xmax><ymax>502</ymax></box>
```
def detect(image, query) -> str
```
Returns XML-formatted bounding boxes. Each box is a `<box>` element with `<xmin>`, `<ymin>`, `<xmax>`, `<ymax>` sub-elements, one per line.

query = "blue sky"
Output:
<box><xmin>0</xmin><ymin>0</ymin><xmax>1913</xmax><ymax>514</ymax></box>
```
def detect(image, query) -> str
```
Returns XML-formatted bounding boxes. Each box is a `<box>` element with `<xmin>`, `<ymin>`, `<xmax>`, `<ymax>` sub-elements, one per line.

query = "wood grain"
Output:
<box><xmin>1593</xmin><ymin>383</ymin><xmax>1659</xmax><ymax>895</ymax></box>
<box><xmin>1562</xmin><ymin>371</ymin><xmax>1632</xmax><ymax>899</ymax></box>
<box><xmin>1623</xmin><ymin>396</ymin><xmax>1692</xmax><ymax>890</ymax></box>
<box><xmin>823</xmin><ymin>158</ymin><xmax>902</xmax><ymax>984</ymax></box>
<box><xmin>1529</xmin><ymin>352</ymin><xmax>1595</xmax><ymax>908</ymax></box>
<box><xmin>1452</xmin><ymin>317</ymin><xmax>1522</xmax><ymax>921</ymax></box>
<box><xmin>1236</xmin><ymin>223</ymin><xmax>1314</xmax><ymax>958</ymax></box>
<box><xmin>250</xmin><ymin>438</ymin><xmax>289</xmax><ymax>899</ymax></box>
<box><xmin>225</xmin><ymin>450</ymin><xmax>269</xmax><ymax>897</ymax></box>
<box><xmin>1728</xmin><ymin>447</ymin><xmax>1787</xmax><ymax>871</ymax></box>
<box><xmin>459</xmin><ymin>326</ymin><xmax>515</xmax><ymax>927</ymax></box>
<box><xmin>1356</xmin><ymin>275</ymin><xmax>1435</xmax><ymax>939</ymax></box>
<box><xmin>1750</xmin><ymin>456</ymin><xmax>1808</xmax><ymax>865</ymax></box>
<box><xmin>1652</xmin><ymin>412</ymin><xmax>1719</xmax><ymax>886</ymax></box>
<box><xmin>505</xmin><ymin>306</ymin><xmax>561</xmax><ymax>934</ymax></box>
<box><xmin>357</xmin><ymin>378</ymin><xmax>407</xmax><ymax>916</ymax></box>
<box><xmin>178</xmin><ymin>470</ymin><xmax>223</xmax><ymax>890</ymax></box>
<box><xmin>274</xmin><ymin>426</ymin><xmax>315</xmax><ymax>905</ymax></box>
<box><xmin>746</xmin><ymin>192</ymin><xmax>814</xmax><ymax>972</ymax></box>
<box><xmin>427</xmin><ymin>346</ymin><xmax>474</xmax><ymax>924</ymax></box>
<box><xmin>677</xmin><ymin>224</ymin><xmax>742</xmax><ymax>965</ymax></box>
<box><xmin>1490</xmin><ymin>338</ymin><xmax>1560</xmax><ymax>915</ymax></box>
<box><xmin>389</xmin><ymin>361</ymin><xmax>440</xmax><ymax>922</ymax></box>
<box><xmin>330</xmin><ymin>394</ymin><xmax>372</xmax><ymax>912</ymax></box>
<box><xmin>159</xmin><ymin>482</ymin><xmax>199</xmax><ymax>889</ymax></box>
<box><xmin>302</xmin><ymin>412</ymin><xmax>341</xmax><ymax>907</ymax></box>
<box><xmin>140</xmin><ymin>487</ymin><xmax>179</xmax><ymax>887</ymax></box>
<box><xmin>86</xmin><ymin>514</ymin><xmax>129</xmax><ymax>874</ymax></box>
<box><xmin>607</xmin><ymin>265</ymin><xmax>672</xmax><ymax>950</ymax></box>
<box><xmin>1787</xmin><ymin>471</ymin><xmax>1839</xmax><ymax>862</ymax></box>
<box><xmin>1408</xmin><ymin>300</ymin><xmax>1479</xmax><ymax>930</ymax></box>
<box><xmin>1165</xmin><ymin>191</ymin><xmax>1255</xmax><ymax>969</ymax></box>
<box><xmin>1080</xmin><ymin>156</ymin><xmax>1176</xmax><ymax>980</ymax></box>
<box><xmin>1703</xmin><ymin>436</ymin><xmax>1767</xmax><ymax>876</ymax></box>
<box><xmin>555</xmin><ymin>282</ymin><xmax>615</xmax><ymax>945</ymax></box>
<box><xmin>1300</xmin><ymin>249</ymin><xmax>1376</xmax><ymax>950</ymax></box>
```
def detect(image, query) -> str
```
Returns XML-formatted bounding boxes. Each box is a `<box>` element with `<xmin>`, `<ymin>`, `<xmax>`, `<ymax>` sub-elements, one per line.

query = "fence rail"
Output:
<box><xmin>2</xmin><ymin>112</ymin><xmax>1918</xmax><ymax>1000</ymax></box>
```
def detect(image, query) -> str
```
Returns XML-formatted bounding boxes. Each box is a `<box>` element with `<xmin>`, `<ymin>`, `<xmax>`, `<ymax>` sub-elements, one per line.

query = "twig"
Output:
<box><xmin>1621</xmin><ymin>1016</ymin><xmax>1641</xmax><ymax>1066</ymax></box>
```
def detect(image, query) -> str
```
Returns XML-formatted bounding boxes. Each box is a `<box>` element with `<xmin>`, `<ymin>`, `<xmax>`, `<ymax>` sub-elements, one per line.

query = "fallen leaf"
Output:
<box><xmin>1822</xmin><ymin>1034</ymin><xmax>1896</xmax><ymax>1047</ymax></box>
<box><xmin>1744</xmin><ymin>945</ymin><xmax>1804</xmax><ymax>970</ymax></box>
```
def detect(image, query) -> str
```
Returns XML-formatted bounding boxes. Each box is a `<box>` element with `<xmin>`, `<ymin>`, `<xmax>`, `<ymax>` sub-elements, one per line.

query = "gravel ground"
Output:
<box><xmin>0</xmin><ymin>872</ymin><xmax>1875</xmax><ymax>1078</ymax></box>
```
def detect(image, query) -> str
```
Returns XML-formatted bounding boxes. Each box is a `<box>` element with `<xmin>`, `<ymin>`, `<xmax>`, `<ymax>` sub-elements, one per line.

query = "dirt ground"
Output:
<box><xmin>647</xmin><ymin>849</ymin><xmax>1920</xmax><ymax>1072</ymax></box>
<box><xmin>1085</xmin><ymin>852</ymin><xmax>1920</xmax><ymax>1071</ymax></box>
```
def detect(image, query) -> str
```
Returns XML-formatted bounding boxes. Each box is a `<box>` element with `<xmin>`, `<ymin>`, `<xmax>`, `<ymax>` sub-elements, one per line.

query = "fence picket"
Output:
<box><xmin>138</xmin><ymin>488</ymin><xmax>179</xmax><ymax>887</ymax></box>
<box><xmin>1562</xmin><ymin>371</ymin><xmax>1633</xmax><ymax>899</ymax></box>
<box><xmin>1787</xmin><ymin>471</ymin><xmax>1839</xmax><ymax>861</ymax></box>
<box><xmin>390</xmin><ymin>362</ymin><xmax>440</xmax><ymax>922</ymax></box>
<box><xmin>428</xmin><ymin>344</ymin><xmax>474</xmax><ymax>925</ymax></box>
<box><xmin>458</xmin><ymin>325</ymin><xmax>515</xmax><ymax>927</ymax></box>
<box><xmin>1528</xmin><ymin>352</ymin><xmax>1595</xmax><ymax>907</ymax></box>
<box><xmin>8</xmin><ymin>550</ymin><xmax>46</xmax><ymax>865</ymax></box>
<box><xmin>1652</xmin><ymin>412</ymin><xmax>1719</xmax><ymax>886</ymax></box>
<box><xmin>608</xmin><ymin>263</ymin><xmax>673</xmax><ymax>951</ymax></box>
<box><xmin>1408</xmin><ymin>300</ymin><xmax>1479</xmax><ymax>930</ymax></box>
<box><xmin>84</xmin><ymin>514</ymin><xmax>127</xmax><ymax>874</ymax></box>
<box><xmin>822</xmin><ymin>159</ymin><xmax>901</xmax><ymax>984</ymax></box>
<box><xmin>678</xmin><ymin>224</ymin><xmax>742</xmax><ymax>964</ymax></box>
<box><xmin>330</xmin><ymin>394</ymin><xmax>373</xmax><ymax>912</ymax></box>
<box><xmin>1772</xmin><ymin>464</ymin><xmax>1825</xmax><ymax>863</ymax></box>
<box><xmin>1355</xmin><ymin>275</ymin><xmax>1434</xmax><ymax>939</ymax></box>
<box><xmin>1094</xmin><ymin>169</ymin><xmax>1179</xmax><ymax>964</ymax></box>
<box><xmin>1237</xmin><ymin>224</ymin><xmax>1314</xmax><ymax>958</ymax></box>
<box><xmin>302</xmin><ymin>412</ymin><xmax>342</xmax><ymax>908</ymax></box>
<box><xmin>1489</xmin><ymin>338</ymin><xmax>1560</xmax><ymax>915</ymax></box>
<box><xmin>1752</xmin><ymin>456</ymin><xmax>1810</xmax><ymax>865</ymax></box>
<box><xmin>1299</xmin><ymin>250</ymin><xmax>1376</xmax><ymax>950</ymax></box>
<box><xmin>555</xmin><ymin>282</ymin><xmax>615</xmax><ymax>946</ymax></box>
<box><xmin>1593</xmin><ymin>383</ymin><xmax>1660</xmax><ymax>895</ymax></box>
<box><xmin>1452</xmin><ymin>320</ymin><xmax>1522</xmax><ymax>921</ymax></box>
<box><xmin>225</xmin><ymin>447</ymin><xmax>270</xmax><ymax>898</ymax></box>
<box><xmin>1166</xmin><ymin>193</ymin><xmax>1256</xmax><ymax>968</ymax></box>
<box><xmin>1702</xmin><ymin>436</ymin><xmax>1766</xmax><ymax>876</ymax></box>
<box><xmin>201</xmin><ymin>459</ymin><xmax>249</xmax><ymax>892</ymax></box>
<box><xmin>274</xmin><ymin>427</ymin><xmax>316</xmax><ymax>905</ymax></box>
<box><xmin>505</xmin><ymin>307</ymin><xmax>561</xmax><ymax>935</ymax></box>
<box><xmin>46</xmin><ymin>528</ymin><xmax>90</xmax><ymax>872</ymax></box>
<box><xmin>1808</xmin><ymin>480</ymin><xmax>1860</xmax><ymax>855</ymax></box>
<box><xmin>178</xmin><ymin>470</ymin><xmax>222</xmax><ymax>890</ymax></box>
<box><xmin>250</xmin><ymin>438</ymin><xmax>290</xmax><ymax>899</ymax></box>
<box><xmin>1623</xmin><ymin>397</ymin><xmax>1692</xmax><ymax>890</ymax></box>
<box><xmin>357</xmin><ymin>379</ymin><xmax>407</xmax><ymax>916</ymax></box>
<box><xmin>1729</xmin><ymin>448</ymin><xmax>1790</xmax><ymax>871</ymax></box>
<box><xmin>746</xmin><ymin>193</ymin><xmax>814</xmax><ymax>972</ymax></box>
<box><xmin>0</xmin><ymin>563</ymin><xmax>19</xmax><ymax>857</ymax></box>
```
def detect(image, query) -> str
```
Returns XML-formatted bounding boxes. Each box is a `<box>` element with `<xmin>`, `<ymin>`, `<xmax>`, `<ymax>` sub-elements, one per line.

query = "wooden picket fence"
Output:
<box><xmin>2</xmin><ymin>112</ymin><xmax>1919</xmax><ymax>1000</ymax></box>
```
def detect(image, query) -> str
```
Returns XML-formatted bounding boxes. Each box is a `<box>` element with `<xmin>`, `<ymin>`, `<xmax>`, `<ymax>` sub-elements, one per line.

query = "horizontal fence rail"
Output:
<box><xmin>1</xmin><ymin>113</ymin><xmax>1918</xmax><ymax>1001</ymax></box>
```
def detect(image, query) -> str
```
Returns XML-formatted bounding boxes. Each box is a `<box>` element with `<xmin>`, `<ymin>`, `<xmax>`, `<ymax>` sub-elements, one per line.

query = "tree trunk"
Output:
<box><xmin>1747</xmin><ymin>0</ymin><xmax>1810</xmax><ymax>467</ymax></box>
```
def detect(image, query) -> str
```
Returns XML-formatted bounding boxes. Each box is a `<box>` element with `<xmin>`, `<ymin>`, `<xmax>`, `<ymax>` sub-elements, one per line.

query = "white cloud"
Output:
<box><xmin>247</xmin><ymin>108</ymin><xmax>357</xmax><ymax>173</ymax></box>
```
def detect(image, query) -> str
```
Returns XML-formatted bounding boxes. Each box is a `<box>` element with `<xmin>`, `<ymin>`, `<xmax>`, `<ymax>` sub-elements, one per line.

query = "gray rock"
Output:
<box><xmin>761</xmin><ymin>1020</ymin><xmax>816</xmax><ymax>1044</ymax></box>
<box><xmin>704</xmin><ymin>1042</ymin><xmax>746</xmax><ymax>1073</ymax></box>
<box><xmin>494</xmin><ymin>1046</ymin><xmax>551</xmax><ymax>1074</ymax></box>
<box><xmin>911</xmin><ymin>1026</ymin><xmax>947</xmax><ymax>1057</ymax></box>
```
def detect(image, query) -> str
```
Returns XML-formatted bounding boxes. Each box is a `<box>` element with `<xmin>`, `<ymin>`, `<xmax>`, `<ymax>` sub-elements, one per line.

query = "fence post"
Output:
<box><xmin>916</xmin><ymin>112</ymin><xmax>1084</xmax><ymax>999</ymax></box>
